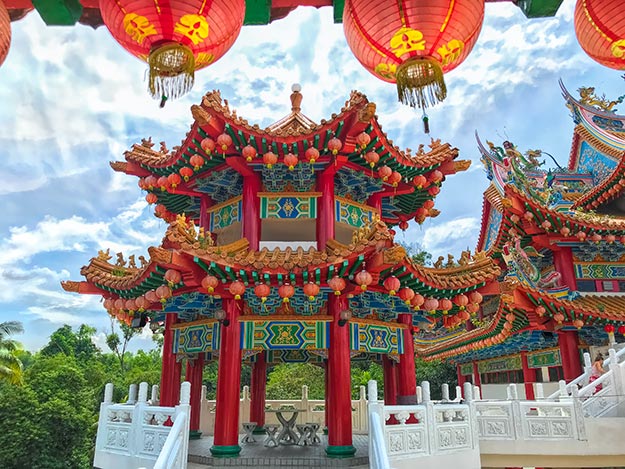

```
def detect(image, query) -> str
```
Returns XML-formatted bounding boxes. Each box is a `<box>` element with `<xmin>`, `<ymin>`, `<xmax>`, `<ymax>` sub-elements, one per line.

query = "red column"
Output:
<box><xmin>160</xmin><ymin>313</ymin><xmax>180</xmax><ymax>407</ymax></box>
<box><xmin>382</xmin><ymin>355</ymin><xmax>398</xmax><ymax>405</ymax></box>
<box><xmin>186</xmin><ymin>354</ymin><xmax>205</xmax><ymax>438</ymax></box>
<box><xmin>521</xmin><ymin>352</ymin><xmax>536</xmax><ymax>400</ymax></box>
<box><xmin>249</xmin><ymin>351</ymin><xmax>267</xmax><ymax>433</ymax></box>
<box><xmin>553</xmin><ymin>247</ymin><xmax>576</xmax><ymax>290</ymax></box>
<box><xmin>324</xmin><ymin>359</ymin><xmax>330</xmax><ymax>431</ymax></box>
<box><xmin>326</xmin><ymin>294</ymin><xmax>355</xmax><ymax>457</ymax></box>
<box><xmin>242</xmin><ymin>175</ymin><xmax>261</xmax><ymax>251</ymax></box>
<box><xmin>457</xmin><ymin>365</ymin><xmax>466</xmax><ymax>389</ymax></box>
<box><xmin>397</xmin><ymin>314</ymin><xmax>417</xmax><ymax>404</ymax></box>
<box><xmin>558</xmin><ymin>330</ymin><xmax>583</xmax><ymax>382</ymax></box>
<box><xmin>472</xmin><ymin>361</ymin><xmax>482</xmax><ymax>388</ymax></box>
<box><xmin>211</xmin><ymin>299</ymin><xmax>242</xmax><ymax>457</ymax></box>
<box><xmin>316</xmin><ymin>170</ymin><xmax>335</xmax><ymax>250</ymax></box>
<box><xmin>367</xmin><ymin>193</ymin><xmax>382</xmax><ymax>215</ymax></box>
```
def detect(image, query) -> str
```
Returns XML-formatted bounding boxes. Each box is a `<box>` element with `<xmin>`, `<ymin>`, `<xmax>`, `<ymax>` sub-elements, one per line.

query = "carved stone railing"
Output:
<box><xmin>94</xmin><ymin>381</ymin><xmax>190</xmax><ymax>469</ymax></box>
<box><xmin>367</xmin><ymin>380</ymin><xmax>479</xmax><ymax>468</ymax></box>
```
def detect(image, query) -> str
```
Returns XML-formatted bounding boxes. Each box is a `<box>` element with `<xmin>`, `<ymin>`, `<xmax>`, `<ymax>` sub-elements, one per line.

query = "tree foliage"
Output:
<box><xmin>0</xmin><ymin>321</ymin><xmax>24</xmax><ymax>384</ymax></box>
<box><xmin>266</xmin><ymin>363</ymin><xmax>325</xmax><ymax>400</ymax></box>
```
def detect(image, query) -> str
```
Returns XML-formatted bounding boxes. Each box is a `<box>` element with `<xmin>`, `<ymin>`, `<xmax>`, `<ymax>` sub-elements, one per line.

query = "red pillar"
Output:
<box><xmin>249</xmin><ymin>351</ymin><xmax>267</xmax><ymax>433</ymax></box>
<box><xmin>316</xmin><ymin>170</ymin><xmax>335</xmax><ymax>250</ymax></box>
<box><xmin>326</xmin><ymin>294</ymin><xmax>355</xmax><ymax>457</ymax></box>
<box><xmin>160</xmin><ymin>313</ymin><xmax>181</xmax><ymax>407</ymax></box>
<box><xmin>211</xmin><ymin>299</ymin><xmax>242</xmax><ymax>457</ymax></box>
<box><xmin>324</xmin><ymin>359</ymin><xmax>330</xmax><ymax>431</ymax></box>
<box><xmin>472</xmin><ymin>361</ymin><xmax>482</xmax><ymax>388</ymax></box>
<box><xmin>382</xmin><ymin>355</ymin><xmax>398</xmax><ymax>405</ymax></box>
<box><xmin>457</xmin><ymin>364</ymin><xmax>466</xmax><ymax>389</ymax></box>
<box><xmin>558</xmin><ymin>330</ymin><xmax>583</xmax><ymax>382</ymax></box>
<box><xmin>521</xmin><ymin>352</ymin><xmax>536</xmax><ymax>400</ymax></box>
<box><xmin>553</xmin><ymin>247</ymin><xmax>576</xmax><ymax>290</ymax></box>
<box><xmin>397</xmin><ymin>314</ymin><xmax>417</xmax><ymax>404</ymax></box>
<box><xmin>185</xmin><ymin>354</ymin><xmax>205</xmax><ymax>438</ymax></box>
<box><xmin>242</xmin><ymin>175</ymin><xmax>261</xmax><ymax>251</ymax></box>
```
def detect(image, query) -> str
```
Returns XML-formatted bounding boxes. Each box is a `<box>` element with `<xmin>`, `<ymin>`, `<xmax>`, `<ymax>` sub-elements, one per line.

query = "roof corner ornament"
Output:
<box><xmin>578</xmin><ymin>86</ymin><xmax>624</xmax><ymax>113</ymax></box>
<box><xmin>290</xmin><ymin>83</ymin><xmax>302</xmax><ymax>112</ymax></box>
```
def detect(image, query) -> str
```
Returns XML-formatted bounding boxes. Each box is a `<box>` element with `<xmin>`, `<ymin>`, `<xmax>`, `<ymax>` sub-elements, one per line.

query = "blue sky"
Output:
<box><xmin>0</xmin><ymin>0</ymin><xmax>623</xmax><ymax>351</ymax></box>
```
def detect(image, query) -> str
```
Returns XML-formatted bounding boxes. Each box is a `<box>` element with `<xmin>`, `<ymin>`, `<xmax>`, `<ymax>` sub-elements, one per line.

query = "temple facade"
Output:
<box><xmin>62</xmin><ymin>87</ymin><xmax>499</xmax><ymax>457</ymax></box>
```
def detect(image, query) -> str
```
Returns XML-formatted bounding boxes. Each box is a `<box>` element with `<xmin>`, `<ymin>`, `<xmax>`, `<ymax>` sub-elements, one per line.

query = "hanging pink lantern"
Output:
<box><xmin>283</xmin><ymin>153</ymin><xmax>299</xmax><ymax>171</ymax></box>
<box><xmin>145</xmin><ymin>175</ymin><xmax>157</xmax><ymax>189</ymax></box>
<box><xmin>411</xmin><ymin>293</ymin><xmax>425</xmax><ymax>309</ymax></box>
<box><xmin>135</xmin><ymin>295</ymin><xmax>149</xmax><ymax>312</ymax></box>
<box><xmin>145</xmin><ymin>290</ymin><xmax>159</xmax><ymax>303</ymax></box>
<box><xmin>327</xmin><ymin>137</ymin><xmax>342</xmax><ymax>155</ymax></box>
<box><xmin>469</xmin><ymin>291</ymin><xmax>483</xmax><ymax>304</ymax></box>
<box><xmin>201</xmin><ymin>138</ymin><xmax>215</xmax><ymax>155</ymax></box>
<box><xmin>114</xmin><ymin>298</ymin><xmax>125</xmax><ymax>311</ymax></box>
<box><xmin>216</xmin><ymin>133</ymin><xmax>232</xmax><ymax>154</ymax></box>
<box><xmin>560</xmin><ymin>226</ymin><xmax>570</xmax><ymax>237</ymax></box>
<box><xmin>328</xmin><ymin>276</ymin><xmax>347</xmax><ymax>295</ymax></box>
<box><xmin>254</xmin><ymin>283</ymin><xmax>271</xmax><ymax>303</ymax></box>
<box><xmin>573</xmin><ymin>319</ymin><xmax>584</xmax><ymax>329</ymax></box>
<box><xmin>164</xmin><ymin>269</ymin><xmax>182</xmax><ymax>287</ymax></box>
<box><xmin>356</xmin><ymin>132</ymin><xmax>371</xmax><ymax>150</ymax></box>
<box><xmin>156</xmin><ymin>285</ymin><xmax>172</xmax><ymax>304</ymax></box>
<box><xmin>303</xmin><ymin>282</ymin><xmax>320</xmax><ymax>301</ymax></box>
<box><xmin>242</xmin><ymin>145</ymin><xmax>257</xmax><ymax>162</ymax></box>
<box><xmin>278</xmin><ymin>283</ymin><xmax>295</xmax><ymax>303</ymax></box>
<box><xmin>535</xmin><ymin>306</ymin><xmax>546</xmax><ymax>317</ymax></box>
<box><xmin>423</xmin><ymin>297</ymin><xmax>439</xmax><ymax>312</ymax></box>
<box><xmin>229</xmin><ymin>280</ymin><xmax>246</xmax><ymax>300</ymax></box>
<box><xmin>125</xmin><ymin>298</ymin><xmax>137</xmax><ymax>312</ymax></box>
<box><xmin>157</xmin><ymin>176</ymin><xmax>169</xmax><ymax>191</ymax></box>
<box><xmin>429</xmin><ymin>170</ymin><xmax>443</xmax><ymax>184</ymax></box>
<box><xmin>383</xmin><ymin>276</ymin><xmax>401</xmax><ymax>295</ymax></box>
<box><xmin>355</xmin><ymin>269</ymin><xmax>373</xmax><ymax>291</ymax></box>
<box><xmin>553</xmin><ymin>313</ymin><xmax>565</xmax><ymax>324</ymax></box>
<box><xmin>202</xmin><ymin>275</ymin><xmax>220</xmax><ymax>294</ymax></box>
<box><xmin>439</xmin><ymin>298</ymin><xmax>453</xmax><ymax>314</ymax></box>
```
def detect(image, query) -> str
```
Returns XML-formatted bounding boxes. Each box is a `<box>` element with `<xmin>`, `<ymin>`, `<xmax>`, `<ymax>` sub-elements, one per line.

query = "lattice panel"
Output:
<box><xmin>335</xmin><ymin>197</ymin><xmax>376</xmax><ymax>228</ymax></box>
<box><xmin>261</xmin><ymin>164</ymin><xmax>316</xmax><ymax>192</ymax></box>
<box><xmin>173</xmin><ymin>322</ymin><xmax>220</xmax><ymax>354</ymax></box>
<box><xmin>240</xmin><ymin>319</ymin><xmax>329</xmax><ymax>350</ymax></box>
<box><xmin>260</xmin><ymin>194</ymin><xmax>318</xmax><ymax>219</ymax></box>
<box><xmin>574</xmin><ymin>263</ymin><xmax>625</xmax><ymax>279</ymax></box>
<box><xmin>193</xmin><ymin>168</ymin><xmax>242</xmax><ymax>203</ymax></box>
<box><xmin>349</xmin><ymin>292</ymin><xmax>413</xmax><ymax>321</ymax></box>
<box><xmin>244</xmin><ymin>289</ymin><xmax>327</xmax><ymax>316</ymax></box>
<box><xmin>209</xmin><ymin>197</ymin><xmax>242</xmax><ymax>231</ymax></box>
<box><xmin>349</xmin><ymin>321</ymin><xmax>404</xmax><ymax>354</ymax></box>
<box><xmin>334</xmin><ymin>167</ymin><xmax>383</xmax><ymax>204</ymax></box>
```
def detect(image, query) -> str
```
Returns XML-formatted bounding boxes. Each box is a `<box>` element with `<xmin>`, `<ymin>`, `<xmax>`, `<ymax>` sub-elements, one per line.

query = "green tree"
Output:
<box><xmin>266</xmin><ymin>363</ymin><xmax>325</xmax><ymax>400</ymax></box>
<box><xmin>40</xmin><ymin>324</ymin><xmax>99</xmax><ymax>362</ymax></box>
<box><xmin>106</xmin><ymin>320</ymin><xmax>138</xmax><ymax>373</ymax></box>
<box><xmin>401</xmin><ymin>242</ymin><xmax>432</xmax><ymax>266</ymax></box>
<box><xmin>0</xmin><ymin>321</ymin><xmax>24</xmax><ymax>384</ymax></box>
<box><xmin>351</xmin><ymin>362</ymin><xmax>383</xmax><ymax>398</ymax></box>
<box><xmin>415</xmin><ymin>358</ymin><xmax>457</xmax><ymax>400</ymax></box>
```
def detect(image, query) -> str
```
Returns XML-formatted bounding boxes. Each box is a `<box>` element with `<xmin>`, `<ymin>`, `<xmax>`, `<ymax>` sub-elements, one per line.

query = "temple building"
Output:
<box><xmin>435</xmin><ymin>82</ymin><xmax>625</xmax><ymax>399</ymax></box>
<box><xmin>62</xmin><ymin>87</ymin><xmax>500</xmax><ymax>457</ymax></box>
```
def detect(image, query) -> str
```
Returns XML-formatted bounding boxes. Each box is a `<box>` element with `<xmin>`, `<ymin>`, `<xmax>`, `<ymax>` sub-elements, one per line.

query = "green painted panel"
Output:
<box><xmin>460</xmin><ymin>363</ymin><xmax>473</xmax><ymax>376</ymax></box>
<box><xmin>528</xmin><ymin>349</ymin><xmax>561</xmax><ymax>369</ymax></box>
<box><xmin>33</xmin><ymin>0</ymin><xmax>82</xmax><ymax>25</ymax></box>
<box><xmin>477</xmin><ymin>355</ymin><xmax>522</xmax><ymax>373</ymax></box>
<box><xmin>517</xmin><ymin>0</ymin><xmax>563</xmax><ymax>18</ymax></box>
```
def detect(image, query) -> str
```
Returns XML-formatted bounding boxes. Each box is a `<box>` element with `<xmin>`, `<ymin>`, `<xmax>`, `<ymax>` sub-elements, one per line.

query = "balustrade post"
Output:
<box><xmin>302</xmin><ymin>385</ymin><xmax>309</xmax><ymax>426</ymax></box>
<box><xmin>441</xmin><ymin>383</ymin><xmax>450</xmax><ymax>402</ymax></box>
<box><xmin>421</xmin><ymin>381</ymin><xmax>431</xmax><ymax>403</ymax></box>
<box><xmin>367</xmin><ymin>380</ymin><xmax>383</xmax><ymax>466</ymax></box>
<box><xmin>473</xmin><ymin>385</ymin><xmax>481</xmax><ymax>401</ymax></box>
<box><xmin>358</xmin><ymin>385</ymin><xmax>367</xmax><ymax>432</ymax></box>
<box><xmin>463</xmin><ymin>382</ymin><xmax>473</xmax><ymax>402</ymax></box>
<box><xmin>128</xmin><ymin>384</ymin><xmax>138</xmax><ymax>405</ymax></box>
<box><xmin>455</xmin><ymin>385</ymin><xmax>462</xmax><ymax>402</ymax></box>
<box><xmin>95</xmin><ymin>383</ymin><xmax>115</xmax><ymax>463</ymax></box>
<box><xmin>416</xmin><ymin>385</ymin><xmax>422</xmax><ymax>404</ymax></box>
<box><xmin>534</xmin><ymin>383</ymin><xmax>544</xmax><ymax>399</ymax></box>
<box><xmin>608</xmin><ymin>348</ymin><xmax>623</xmax><ymax>398</ymax></box>
<box><xmin>558</xmin><ymin>380</ymin><xmax>569</xmax><ymax>399</ymax></box>
<box><xmin>151</xmin><ymin>385</ymin><xmax>159</xmax><ymax>405</ymax></box>
<box><xmin>104</xmin><ymin>383</ymin><xmax>114</xmax><ymax>403</ymax></box>
<box><xmin>570</xmin><ymin>386</ymin><xmax>587</xmax><ymax>441</ymax></box>
<box><xmin>138</xmin><ymin>382</ymin><xmax>148</xmax><ymax>403</ymax></box>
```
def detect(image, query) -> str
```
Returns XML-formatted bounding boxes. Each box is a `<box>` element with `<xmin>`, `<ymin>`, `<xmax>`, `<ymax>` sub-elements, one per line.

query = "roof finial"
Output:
<box><xmin>290</xmin><ymin>83</ymin><xmax>302</xmax><ymax>112</ymax></box>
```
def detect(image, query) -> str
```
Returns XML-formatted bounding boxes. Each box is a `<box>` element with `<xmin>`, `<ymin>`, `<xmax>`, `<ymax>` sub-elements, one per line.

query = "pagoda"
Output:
<box><xmin>425</xmin><ymin>82</ymin><xmax>625</xmax><ymax>400</ymax></box>
<box><xmin>62</xmin><ymin>86</ymin><xmax>500</xmax><ymax>457</ymax></box>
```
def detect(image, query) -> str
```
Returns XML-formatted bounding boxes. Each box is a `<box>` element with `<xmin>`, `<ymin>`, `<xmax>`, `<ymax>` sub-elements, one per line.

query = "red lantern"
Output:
<box><xmin>135</xmin><ymin>295</ymin><xmax>149</xmax><ymax>312</ymax></box>
<box><xmin>454</xmin><ymin>294</ymin><xmax>468</xmax><ymax>310</ymax></box>
<box><xmin>114</xmin><ymin>298</ymin><xmax>125</xmax><ymax>311</ymax></box>
<box><xmin>125</xmin><ymin>298</ymin><xmax>137</xmax><ymax>312</ymax></box>
<box><xmin>217</xmin><ymin>133</ymin><xmax>232</xmax><ymax>154</ymax></box>
<box><xmin>411</xmin><ymin>293</ymin><xmax>425</xmax><ymax>309</ymax></box>
<box><xmin>553</xmin><ymin>313</ymin><xmax>565</xmax><ymax>324</ymax></box>
<box><xmin>328</xmin><ymin>276</ymin><xmax>347</xmax><ymax>295</ymax></box>
<box><xmin>606</xmin><ymin>234</ymin><xmax>616</xmax><ymax>244</ymax></box>
<box><xmin>254</xmin><ymin>283</ymin><xmax>271</xmax><ymax>303</ymax></box>
<box><xmin>618</xmin><ymin>325</ymin><xmax>625</xmax><ymax>336</ymax></box>
<box><xmin>201</xmin><ymin>138</ymin><xmax>215</xmax><ymax>155</ymax></box>
<box><xmin>388</xmin><ymin>171</ymin><xmax>402</xmax><ymax>187</ymax></box>
<box><xmin>0</xmin><ymin>2</ymin><xmax>10</xmax><ymax>69</ymax></box>
<box><xmin>263</xmin><ymin>152</ymin><xmax>278</xmax><ymax>169</ymax></box>
<box><xmin>439</xmin><ymin>298</ymin><xmax>453</xmax><ymax>314</ymax></box>
<box><xmin>278</xmin><ymin>283</ymin><xmax>295</xmax><ymax>303</ymax></box>
<box><xmin>398</xmin><ymin>287</ymin><xmax>415</xmax><ymax>305</ymax></box>
<box><xmin>305</xmin><ymin>147</ymin><xmax>320</xmax><ymax>164</ymax></box>
<box><xmin>145</xmin><ymin>175</ymin><xmax>157</xmax><ymax>189</ymax></box>
<box><xmin>168</xmin><ymin>173</ymin><xmax>182</xmax><ymax>189</ymax></box>
<box><xmin>459</xmin><ymin>310</ymin><xmax>470</xmax><ymax>321</ymax></box>
<box><xmin>398</xmin><ymin>220</ymin><xmax>409</xmax><ymax>231</ymax></box>
<box><xmin>189</xmin><ymin>154</ymin><xmax>205</xmax><ymax>171</ymax></box>
<box><xmin>103</xmin><ymin>298</ymin><xmax>114</xmax><ymax>311</ymax></box>
<box><xmin>343</xmin><ymin>0</ymin><xmax>484</xmax><ymax>108</ymax></box>
<box><xmin>383</xmin><ymin>276</ymin><xmax>401</xmax><ymax>295</ymax></box>
<box><xmin>303</xmin><ymin>282</ymin><xmax>320</xmax><ymax>301</ymax></box>
<box><xmin>164</xmin><ymin>269</ymin><xmax>182</xmax><ymax>287</ymax></box>
<box><xmin>355</xmin><ymin>269</ymin><xmax>373</xmax><ymax>291</ymax></box>
<box><xmin>284</xmin><ymin>153</ymin><xmax>299</xmax><ymax>171</ymax></box>
<box><xmin>229</xmin><ymin>280</ymin><xmax>246</xmax><ymax>300</ymax></box>
<box><xmin>604</xmin><ymin>324</ymin><xmax>615</xmax><ymax>334</ymax></box>
<box><xmin>180</xmin><ymin>166</ymin><xmax>194</xmax><ymax>182</ymax></box>
<box><xmin>156</xmin><ymin>285</ymin><xmax>172</xmax><ymax>304</ymax></box>
<box><xmin>573</xmin><ymin>319</ymin><xmax>584</xmax><ymax>329</ymax></box>
<box><xmin>423</xmin><ymin>298</ymin><xmax>439</xmax><ymax>312</ymax></box>
<box><xmin>242</xmin><ymin>145</ymin><xmax>257</xmax><ymax>162</ymax></box>
<box><xmin>428</xmin><ymin>185</ymin><xmax>440</xmax><ymax>196</ymax></box>
<box><xmin>590</xmin><ymin>233</ymin><xmax>602</xmax><ymax>244</ymax></box>
<box><xmin>560</xmin><ymin>226</ymin><xmax>570</xmax><ymax>237</ymax></box>
<box><xmin>422</xmin><ymin>200</ymin><xmax>435</xmax><ymax>210</ymax></box>
<box><xmin>145</xmin><ymin>290</ymin><xmax>159</xmax><ymax>303</ymax></box>
<box><xmin>575</xmin><ymin>0</ymin><xmax>625</xmax><ymax>70</ymax></box>
<box><xmin>535</xmin><ymin>306</ymin><xmax>546</xmax><ymax>317</ymax></box>
<box><xmin>356</xmin><ymin>132</ymin><xmax>371</xmax><ymax>150</ymax></box>
<box><xmin>469</xmin><ymin>291</ymin><xmax>483</xmax><ymax>304</ymax></box>
<box><xmin>364</xmin><ymin>151</ymin><xmax>380</xmax><ymax>168</ymax></box>
<box><xmin>378</xmin><ymin>165</ymin><xmax>392</xmax><ymax>181</ymax></box>
<box><xmin>413</xmin><ymin>174</ymin><xmax>427</xmax><ymax>189</ymax></box>
<box><xmin>327</xmin><ymin>137</ymin><xmax>342</xmax><ymax>155</ymax></box>
<box><xmin>430</xmin><ymin>170</ymin><xmax>444</xmax><ymax>184</ymax></box>
<box><xmin>99</xmin><ymin>0</ymin><xmax>245</xmax><ymax>102</ymax></box>
<box><xmin>146</xmin><ymin>193</ymin><xmax>158</xmax><ymax>204</ymax></box>
<box><xmin>157</xmin><ymin>176</ymin><xmax>169</xmax><ymax>191</ymax></box>
<box><xmin>201</xmin><ymin>275</ymin><xmax>219</xmax><ymax>294</ymax></box>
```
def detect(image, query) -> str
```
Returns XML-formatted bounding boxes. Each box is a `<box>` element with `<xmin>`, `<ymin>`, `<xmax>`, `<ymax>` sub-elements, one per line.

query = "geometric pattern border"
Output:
<box><xmin>209</xmin><ymin>197</ymin><xmax>242</xmax><ymax>231</ymax></box>
<box><xmin>349</xmin><ymin>321</ymin><xmax>404</xmax><ymax>355</ymax></box>
<box><xmin>260</xmin><ymin>194</ymin><xmax>318</xmax><ymax>219</ymax></box>
<box><xmin>335</xmin><ymin>197</ymin><xmax>375</xmax><ymax>228</ymax></box>
<box><xmin>240</xmin><ymin>320</ymin><xmax>329</xmax><ymax>350</ymax></box>
<box><xmin>173</xmin><ymin>322</ymin><xmax>220</xmax><ymax>354</ymax></box>
<box><xmin>527</xmin><ymin>348</ymin><xmax>561</xmax><ymax>369</ymax></box>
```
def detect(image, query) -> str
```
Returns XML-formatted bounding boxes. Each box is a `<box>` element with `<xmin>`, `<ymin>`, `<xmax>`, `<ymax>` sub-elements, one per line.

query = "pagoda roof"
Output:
<box><xmin>111</xmin><ymin>89</ymin><xmax>468</xmax><ymax>226</ymax></box>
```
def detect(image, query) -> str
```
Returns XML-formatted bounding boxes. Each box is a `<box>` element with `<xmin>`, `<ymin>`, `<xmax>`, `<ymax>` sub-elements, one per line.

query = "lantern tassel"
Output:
<box><xmin>148</xmin><ymin>43</ymin><xmax>195</xmax><ymax>104</ymax></box>
<box><xmin>395</xmin><ymin>57</ymin><xmax>447</xmax><ymax>109</ymax></box>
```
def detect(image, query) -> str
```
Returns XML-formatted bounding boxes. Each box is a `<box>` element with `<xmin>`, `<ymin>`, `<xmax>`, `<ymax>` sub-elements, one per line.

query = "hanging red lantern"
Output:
<box><xmin>164</xmin><ymin>269</ymin><xmax>182</xmax><ymax>287</ymax></box>
<box><xmin>229</xmin><ymin>280</ymin><xmax>246</xmax><ymax>300</ymax></box>
<box><xmin>304</xmin><ymin>147</ymin><xmax>320</xmax><ymax>164</ymax></box>
<box><xmin>167</xmin><ymin>173</ymin><xmax>182</xmax><ymax>189</ymax></box>
<box><xmin>439</xmin><ymin>298</ymin><xmax>453</xmax><ymax>314</ymax></box>
<box><xmin>157</xmin><ymin>176</ymin><xmax>169</xmax><ymax>191</ymax></box>
<box><xmin>189</xmin><ymin>154</ymin><xmax>205</xmax><ymax>171</ymax></box>
<box><xmin>278</xmin><ymin>283</ymin><xmax>295</xmax><ymax>303</ymax></box>
<box><xmin>469</xmin><ymin>291</ymin><xmax>483</xmax><ymax>304</ymax></box>
<box><xmin>398</xmin><ymin>220</ymin><xmax>409</xmax><ymax>231</ymax></box>
<box><xmin>328</xmin><ymin>276</ymin><xmax>347</xmax><ymax>295</ymax></box>
<box><xmin>577</xmin><ymin>231</ymin><xmax>587</xmax><ymax>241</ymax></box>
<box><xmin>535</xmin><ymin>306</ymin><xmax>546</xmax><ymax>317</ymax></box>
<box><xmin>383</xmin><ymin>276</ymin><xmax>401</xmax><ymax>295</ymax></box>
<box><xmin>180</xmin><ymin>166</ymin><xmax>194</xmax><ymax>182</ymax></box>
<box><xmin>356</xmin><ymin>132</ymin><xmax>371</xmax><ymax>150</ymax></box>
<box><xmin>114</xmin><ymin>298</ymin><xmax>125</xmax><ymax>311</ymax></box>
<box><xmin>413</xmin><ymin>174</ymin><xmax>427</xmax><ymax>189</ymax></box>
<box><xmin>284</xmin><ymin>153</ymin><xmax>299</xmax><ymax>171</ymax></box>
<box><xmin>553</xmin><ymin>313</ymin><xmax>565</xmax><ymax>324</ymax></box>
<box><xmin>364</xmin><ymin>151</ymin><xmax>380</xmax><ymax>168</ymax></box>
<box><xmin>201</xmin><ymin>275</ymin><xmax>220</xmax><ymax>294</ymax></box>
<box><xmin>254</xmin><ymin>283</ymin><xmax>271</xmax><ymax>303</ymax></box>
<box><xmin>459</xmin><ymin>310</ymin><xmax>470</xmax><ymax>321</ymax></box>
<box><xmin>560</xmin><ymin>226</ymin><xmax>571</xmax><ymax>237</ymax></box>
<box><xmin>146</xmin><ymin>193</ymin><xmax>158</xmax><ymax>204</ymax></box>
<box><xmin>388</xmin><ymin>171</ymin><xmax>402</xmax><ymax>188</ymax></box>
<box><xmin>103</xmin><ymin>298</ymin><xmax>114</xmax><ymax>311</ymax></box>
<box><xmin>355</xmin><ymin>269</ymin><xmax>373</xmax><ymax>291</ymax></box>
<box><xmin>454</xmin><ymin>294</ymin><xmax>469</xmax><ymax>310</ymax></box>
<box><xmin>428</xmin><ymin>185</ymin><xmax>440</xmax><ymax>196</ymax></box>
<box><xmin>343</xmin><ymin>0</ymin><xmax>484</xmax><ymax>108</ymax></box>
<box><xmin>606</xmin><ymin>234</ymin><xmax>616</xmax><ymax>244</ymax></box>
<box><xmin>411</xmin><ymin>293</ymin><xmax>425</xmax><ymax>309</ymax></box>
<box><xmin>398</xmin><ymin>287</ymin><xmax>415</xmax><ymax>305</ymax></box>
<box><xmin>574</xmin><ymin>0</ymin><xmax>625</xmax><ymax>70</ymax></box>
<box><xmin>155</xmin><ymin>285</ymin><xmax>172</xmax><ymax>305</ymax></box>
<box><xmin>430</xmin><ymin>170</ymin><xmax>444</xmax><ymax>184</ymax></box>
<box><xmin>99</xmin><ymin>0</ymin><xmax>245</xmax><ymax>103</ymax></box>
<box><xmin>422</xmin><ymin>200</ymin><xmax>435</xmax><ymax>210</ymax></box>
<box><xmin>217</xmin><ymin>133</ymin><xmax>232</xmax><ymax>154</ymax></box>
<box><xmin>618</xmin><ymin>325</ymin><xmax>625</xmax><ymax>335</ymax></box>
<box><xmin>242</xmin><ymin>145</ymin><xmax>257</xmax><ymax>162</ymax></box>
<box><xmin>0</xmin><ymin>1</ymin><xmax>10</xmax><ymax>69</ymax></box>
<box><xmin>263</xmin><ymin>152</ymin><xmax>278</xmax><ymax>169</ymax></box>
<box><xmin>590</xmin><ymin>233</ymin><xmax>602</xmax><ymax>244</ymax></box>
<box><xmin>378</xmin><ymin>165</ymin><xmax>392</xmax><ymax>181</ymax></box>
<box><xmin>125</xmin><ymin>298</ymin><xmax>137</xmax><ymax>313</ymax></box>
<box><xmin>423</xmin><ymin>297</ymin><xmax>439</xmax><ymax>312</ymax></box>
<box><xmin>145</xmin><ymin>290</ymin><xmax>159</xmax><ymax>303</ymax></box>
<box><xmin>604</xmin><ymin>324</ymin><xmax>615</xmax><ymax>334</ymax></box>
<box><xmin>201</xmin><ymin>138</ymin><xmax>215</xmax><ymax>155</ymax></box>
<box><xmin>303</xmin><ymin>282</ymin><xmax>320</xmax><ymax>301</ymax></box>
<box><xmin>135</xmin><ymin>295</ymin><xmax>149</xmax><ymax>312</ymax></box>
<box><xmin>327</xmin><ymin>137</ymin><xmax>343</xmax><ymax>155</ymax></box>
<box><xmin>573</xmin><ymin>319</ymin><xmax>585</xmax><ymax>329</ymax></box>
<box><xmin>145</xmin><ymin>175</ymin><xmax>157</xmax><ymax>189</ymax></box>
<box><xmin>154</xmin><ymin>204</ymin><xmax>167</xmax><ymax>218</ymax></box>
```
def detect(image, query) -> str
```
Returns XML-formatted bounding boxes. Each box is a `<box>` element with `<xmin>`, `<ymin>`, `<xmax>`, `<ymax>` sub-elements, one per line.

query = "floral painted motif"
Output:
<box><xmin>123</xmin><ymin>13</ymin><xmax>157</xmax><ymax>45</ymax></box>
<box><xmin>174</xmin><ymin>14</ymin><xmax>209</xmax><ymax>45</ymax></box>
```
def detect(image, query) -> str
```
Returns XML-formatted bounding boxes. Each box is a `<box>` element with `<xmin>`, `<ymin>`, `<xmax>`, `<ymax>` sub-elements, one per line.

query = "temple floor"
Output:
<box><xmin>188</xmin><ymin>434</ymin><xmax>369</xmax><ymax>468</ymax></box>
